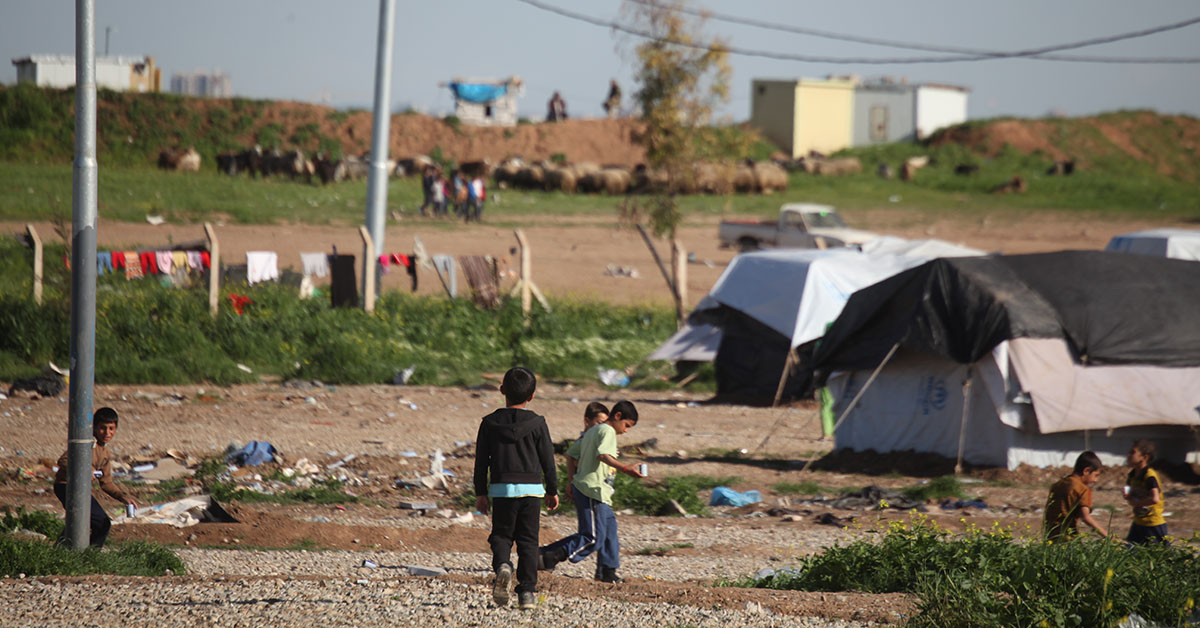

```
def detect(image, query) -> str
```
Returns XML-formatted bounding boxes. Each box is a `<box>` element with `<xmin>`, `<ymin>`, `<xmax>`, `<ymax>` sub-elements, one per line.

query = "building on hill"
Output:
<box><xmin>749</xmin><ymin>75</ymin><xmax>969</xmax><ymax>158</ymax></box>
<box><xmin>443</xmin><ymin>76</ymin><xmax>523</xmax><ymax>127</ymax></box>
<box><xmin>170</xmin><ymin>71</ymin><xmax>232</xmax><ymax>98</ymax></box>
<box><xmin>750</xmin><ymin>77</ymin><xmax>856</xmax><ymax>159</ymax></box>
<box><xmin>12</xmin><ymin>54</ymin><xmax>161</xmax><ymax>92</ymax></box>
<box><xmin>853</xmin><ymin>77</ymin><xmax>968</xmax><ymax>145</ymax></box>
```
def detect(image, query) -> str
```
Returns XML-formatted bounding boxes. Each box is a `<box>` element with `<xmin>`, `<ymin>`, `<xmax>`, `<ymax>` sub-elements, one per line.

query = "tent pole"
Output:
<box><xmin>800</xmin><ymin>342</ymin><xmax>901</xmax><ymax>472</ymax></box>
<box><xmin>954</xmin><ymin>367</ymin><xmax>974</xmax><ymax>475</ymax></box>
<box><xmin>771</xmin><ymin>347</ymin><xmax>797</xmax><ymax>407</ymax></box>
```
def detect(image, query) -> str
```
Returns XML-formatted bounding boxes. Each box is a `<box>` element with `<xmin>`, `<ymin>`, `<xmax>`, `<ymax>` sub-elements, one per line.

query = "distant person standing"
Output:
<box><xmin>418</xmin><ymin>165</ymin><xmax>436</xmax><ymax>217</ymax></box>
<box><xmin>602</xmin><ymin>80</ymin><xmax>621</xmax><ymax>119</ymax></box>
<box><xmin>432</xmin><ymin>172</ymin><xmax>447</xmax><ymax>217</ymax></box>
<box><xmin>467</xmin><ymin>174</ymin><xmax>486</xmax><ymax>223</ymax></box>
<box><xmin>547</xmin><ymin>91</ymin><xmax>567</xmax><ymax>122</ymax></box>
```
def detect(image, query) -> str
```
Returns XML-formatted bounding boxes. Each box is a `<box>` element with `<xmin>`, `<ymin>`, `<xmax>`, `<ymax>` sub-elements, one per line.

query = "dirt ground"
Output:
<box><xmin>1</xmin><ymin>382</ymin><xmax>1198</xmax><ymax>623</ymax></box>
<box><xmin>3</xmin><ymin>206</ymin><xmax>1199</xmax><ymax>622</ymax></box>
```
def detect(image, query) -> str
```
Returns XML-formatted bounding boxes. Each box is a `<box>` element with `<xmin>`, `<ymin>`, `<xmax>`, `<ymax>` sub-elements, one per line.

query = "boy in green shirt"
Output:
<box><xmin>538</xmin><ymin>400</ymin><xmax>644</xmax><ymax>583</ymax></box>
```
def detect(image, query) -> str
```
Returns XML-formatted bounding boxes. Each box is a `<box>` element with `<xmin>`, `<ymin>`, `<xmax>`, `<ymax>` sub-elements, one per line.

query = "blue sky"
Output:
<box><xmin>3</xmin><ymin>0</ymin><xmax>1198</xmax><ymax>121</ymax></box>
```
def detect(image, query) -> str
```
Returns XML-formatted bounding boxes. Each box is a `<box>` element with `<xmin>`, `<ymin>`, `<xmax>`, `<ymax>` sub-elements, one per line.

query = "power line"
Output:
<box><xmin>516</xmin><ymin>0</ymin><xmax>1200</xmax><ymax>64</ymax></box>
<box><xmin>625</xmin><ymin>0</ymin><xmax>1200</xmax><ymax>63</ymax></box>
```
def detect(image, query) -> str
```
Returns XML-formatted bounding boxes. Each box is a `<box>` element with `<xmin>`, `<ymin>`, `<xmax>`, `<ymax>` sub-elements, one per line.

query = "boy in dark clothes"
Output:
<box><xmin>474</xmin><ymin>367</ymin><xmax>559</xmax><ymax>610</ymax></box>
<box><xmin>53</xmin><ymin>407</ymin><xmax>137</xmax><ymax>548</ymax></box>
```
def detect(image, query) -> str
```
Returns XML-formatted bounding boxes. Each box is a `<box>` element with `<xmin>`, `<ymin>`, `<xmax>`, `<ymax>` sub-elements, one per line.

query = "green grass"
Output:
<box><xmin>727</xmin><ymin>517</ymin><xmax>1200</xmax><ymax>627</ymax></box>
<box><xmin>901</xmin><ymin>475</ymin><xmax>967</xmax><ymax>502</ymax></box>
<box><xmin>0</xmin><ymin>238</ymin><xmax>689</xmax><ymax>387</ymax></box>
<box><xmin>145</xmin><ymin>478</ymin><xmax>189</xmax><ymax>503</ymax></box>
<box><xmin>1</xmin><ymin>508</ymin><xmax>184</xmax><ymax>578</ymax></box>
<box><xmin>771</xmin><ymin>481</ymin><xmax>824</xmax><ymax>495</ymax></box>
<box><xmin>550</xmin><ymin>467</ymin><xmax>735</xmax><ymax>517</ymax></box>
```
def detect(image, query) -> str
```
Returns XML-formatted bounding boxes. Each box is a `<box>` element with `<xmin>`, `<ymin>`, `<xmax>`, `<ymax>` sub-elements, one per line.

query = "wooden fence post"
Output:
<box><xmin>204</xmin><ymin>223</ymin><xmax>219</xmax><ymax>318</ymax></box>
<box><xmin>359</xmin><ymin>225</ymin><xmax>376</xmax><ymax>313</ymax></box>
<box><xmin>516</xmin><ymin>229</ymin><xmax>532</xmax><ymax>322</ymax></box>
<box><xmin>26</xmin><ymin>224</ymin><xmax>43</xmax><ymax>305</ymax></box>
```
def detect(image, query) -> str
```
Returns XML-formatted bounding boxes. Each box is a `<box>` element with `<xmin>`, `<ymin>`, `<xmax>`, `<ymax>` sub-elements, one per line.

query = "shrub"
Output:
<box><xmin>0</xmin><ymin>535</ymin><xmax>184</xmax><ymax>577</ymax></box>
<box><xmin>739</xmin><ymin>518</ymin><xmax>1200</xmax><ymax>628</ymax></box>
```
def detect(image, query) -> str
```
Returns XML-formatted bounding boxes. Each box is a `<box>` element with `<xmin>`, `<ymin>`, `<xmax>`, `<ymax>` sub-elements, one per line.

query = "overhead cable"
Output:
<box><xmin>516</xmin><ymin>0</ymin><xmax>1200</xmax><ymax>64</ymax></box>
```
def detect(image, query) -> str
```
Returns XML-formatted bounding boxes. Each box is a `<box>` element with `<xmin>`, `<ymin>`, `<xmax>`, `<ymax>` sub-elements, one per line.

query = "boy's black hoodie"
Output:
<box><xmin>473</xmin><ymin>407</ymin><xmax>558</xmax><ymax>498</ymax></box>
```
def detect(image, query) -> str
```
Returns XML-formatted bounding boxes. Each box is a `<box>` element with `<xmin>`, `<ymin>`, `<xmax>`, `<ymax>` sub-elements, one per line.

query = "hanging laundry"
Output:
<box><xmin>246</xmin><ymin>251</ymin><xmax>279</xmax><ymax>285</ymax></box>
<box><xmin>228</xmin><ymin>294</ymin><xmax>252</xmax><ymax>315</ymax></box>
<box><xmin>124</xmin><ymin>252</ymin><xmax>144</xmax><ymax>280</ymax></box>
<box><xmin>186</xmin><ymin>250</ymin><xmax>202</xmax><ymax>271</ymax></box>
<box><xmin>432</xmin><ymin>254</ymin><xmax>457</xmax><ymax>297</ymax></box>
<box><xmin>172</xmin><ymin>251</ymin><xmax>187</xmax><ymax>272</ymax></box>
<box><xmin>200</xmin><ymin>251</ymin><xmax>211</xmax><ymax>269</ymax></box>
<box><xmin>405</xmin><ymin>253</ymin><xmax>418</xmax><ymax>292</ymax></box>
<box><xmin>97</xmin><ymin>251</ymin><xmax>113</xmax><ymax>275</ymax></box>
<box><xmin>379</xmin><ymin>254</ymin><xmax>392</xmax><ymax>275</ymax></box>
<box><xmin>156</xmin><ymin>251</ymin><xmax>174</xmax><ymax>275</ymax></box>
<box><xmin>393</xmin><ymin>253</ymin><xmax>411</xmax><ymax>267</ymax></box>
<box><xmin>328</xmin><ymin>254</ymin><xmax>358</xmax><ymax>308</ymax></box>
<box><xmin>300</xmin><ymin>252</ymin><xmax>329</xmax><ymax>278</ymax></box>
<box><xmin>112</xmin><ymin>251</ymin><xmax>126</xmax><ymax>269</ymax></box>
<box><xmin>139</xmin><ymin>251</ymin><xmax>157</xmax><ymax>275</ymax></box>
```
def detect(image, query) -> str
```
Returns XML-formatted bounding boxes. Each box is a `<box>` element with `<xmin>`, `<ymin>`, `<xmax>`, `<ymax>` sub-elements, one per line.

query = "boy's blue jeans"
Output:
<box><xmin>543</xmin><ymin>485</ymin><xmax>620</xmax><ymax>571</ymax></box>
<box><xmin>52</xmin><ymin>483</ymin><xmax>111</xmax><ymax>548</ymax></box>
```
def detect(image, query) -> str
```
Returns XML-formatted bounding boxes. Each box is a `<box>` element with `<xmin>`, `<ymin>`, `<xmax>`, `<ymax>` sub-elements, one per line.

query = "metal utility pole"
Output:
<box><xmin>362</xmin><ymin>0</ymin><xmax>396</xmax><ymax>308</ymax></box>
<box><xmin>65</xmin><ymin>0</ymin><xmax>100</xmax><ymax>550</ymax></box>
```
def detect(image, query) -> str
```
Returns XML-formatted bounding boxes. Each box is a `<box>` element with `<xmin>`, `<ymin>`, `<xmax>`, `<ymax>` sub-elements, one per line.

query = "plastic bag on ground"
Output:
<box><xmin>710</xmin><ymin>486</ymin><xmax>762</xmax><ymax>507</ymax></box>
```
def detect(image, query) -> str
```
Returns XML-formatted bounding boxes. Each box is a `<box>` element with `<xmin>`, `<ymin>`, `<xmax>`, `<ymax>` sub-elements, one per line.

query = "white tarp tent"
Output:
<box><xmin>648</xmin><ymin>240</ymin><xmax>983</xmax><ymax>362</ymax></box>
<box><xmin>1106</xmin><ymin>229</ymin><xmax>1200</xmax><ymax>261</ymax></box>
<box><xmin>829</xmin><ymin>339</ymin><xmax>1200</xmax><ymax>469</ymax></box>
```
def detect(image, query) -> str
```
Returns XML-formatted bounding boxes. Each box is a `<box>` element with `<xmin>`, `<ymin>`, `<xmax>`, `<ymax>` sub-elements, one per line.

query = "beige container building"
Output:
<box><xmin>750</xmin><ymin>77</ymin><xmax>856</xmax><ymax>159</ymax></box>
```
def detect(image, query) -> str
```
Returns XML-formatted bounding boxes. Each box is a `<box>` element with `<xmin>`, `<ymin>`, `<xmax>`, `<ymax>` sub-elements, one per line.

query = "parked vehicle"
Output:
<box><xmin>718</xmin><ymin>203</ymin><xmax>879</xmax><ymax>251</ymax></box>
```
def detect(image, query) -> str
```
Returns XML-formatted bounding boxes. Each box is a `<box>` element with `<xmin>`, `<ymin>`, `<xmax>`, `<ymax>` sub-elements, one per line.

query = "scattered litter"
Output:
<box><xmin>450</xmin><ymin>512</ymin><xmax>474</xmax><ymax>524</ymax></box>
<box><xmin>393</xmin><ymin>366</ymin><xmax>416</xmax><ymax>385</ymax></box>
<box><xmin>814</xmin><ymin>512</ymin><xmax>855</xmax><ymax>528</ymax></box>
<box><xmin>226</xmin><ymin>441</ymin><xmax>277</xmax><ymax>466</ymax></box>
<box><xmin>432</xmin><ymin>509</ymin><xmax>455</xmax><ymax>519</ymax></box>
<box><xmin>355</xmin><ymin>579</ymin><xmax>369</xmax><ymax>585</ymax></box>
<box><xmin>398</xmin><ymin>500</ymin><xmax>438</xmax><ymax>510</ymax></box>
<box><xmin>710</xmin><ymin>487</ymin><xmax>762</xmax><ymax>507</ymax></box>
<box><xmin>132</xmin><ymin>463</ymin><xmax>155</xmax><ymax>473</ymax></box>
<box><xmin>888</xmin><ymin>195</ymin><xmax>901</xmax><ymax>203</ymax></box>
<box><xmin>145</xmin><ymin>215</ymin><xmax>165</xmax><ymax>225</ymax></box>
<box><xmin>362</xmin><ymin>439</ymin><xmax>385</xmax><ymax>445</ymax></box>
<box><xmin>137</xmin><ymin>457</ymin><xmax>192</xmax><ymax>481</ymax></box>
<box><xmin>116</xmin><ymin>495</ymin><xmax>238</xmax><ymax>527</ymax></box>
<box><xmin>940</xmin><ymin>499</ymin><xmax>988</xmax><ymax>510</ymax></box>
<box><xmin>236</xmin><ymin>364</ymin><xmax>253</xmax><ymax>373</ymax></box>
<box><xmin>361</xmin><ymin>559</ymin><xmax>378</xmax><ymax>569</ymax></box>
<box><xmin>745</xmin><ymin>601</ymin><xmax>765</xmax><ymax>615</ymax></box>
<box><xmin>398</xmin><ymin>451</ymin><xmax>418</xmax><ymax>458</ymax></box>
<box><xmin>405</xmin><ymin>565</ymin><xmax>447</xmax><ymax>577</ymax></box>
<box><xmin>334</xmin><ymin>505</ymin><xmax>347</xmax><ymax>511</ymax></box>
<box><xmin>603</xmin><ymin>264</ymin><xmax>640</xmax><ymax>278</ymax></box>
<box><xmin>304</xmin><ymin>396</ymin><xmax>317</xmax><ymax>404</ymax></box>
<box><xmin>597</xmin><ymin>368</ymin><xmax>630</xmax><ymax>387</ymax></box>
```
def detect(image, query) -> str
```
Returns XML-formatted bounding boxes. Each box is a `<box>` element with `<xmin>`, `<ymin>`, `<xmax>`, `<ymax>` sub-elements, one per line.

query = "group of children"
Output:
<box><xmin>473</xmin><ymin>367</ymin><xmax>644</xmax><ymax>610</ymax></box>
<box><xmin>1043</xmin><ymin>441</ymin><xmax>1168</xmax><ymax>545</ymax></box>
<box><xmin>419</xmin><ymin>165</ymin><xmax>486</xmax><ymax>223</ymax></box>
<box><xmin>51</xmin><ymin>372</ymin><xmax>1174</xmax><ymax>611</ymax></box>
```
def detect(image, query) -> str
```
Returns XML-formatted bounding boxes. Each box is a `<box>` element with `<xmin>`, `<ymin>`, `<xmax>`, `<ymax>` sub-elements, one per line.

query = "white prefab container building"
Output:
<box><xmin>12</xmin><ymin>54</ymin><xmax>161</xmax><ymax>92</ymax></box>
<box><xmin>852</xmin><ymin>80</ymin><xmax>968</xmax><ymax>146</ymax></box>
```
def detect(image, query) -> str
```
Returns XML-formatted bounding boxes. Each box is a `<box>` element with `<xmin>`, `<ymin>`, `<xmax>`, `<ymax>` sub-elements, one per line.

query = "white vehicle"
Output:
<box><xmin>718</xmin><ymin>203</ymin><xmax>878</xmax><ymax>252</ymax></box>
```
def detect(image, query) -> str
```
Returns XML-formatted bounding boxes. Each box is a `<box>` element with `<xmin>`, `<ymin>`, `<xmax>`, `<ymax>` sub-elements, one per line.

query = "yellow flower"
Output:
<box><xmin>1187</xmin><ymin>598</ymin><xmax>1195</xmax><ymax>611</ymax></box>
<box><xmin>1104</xmin><ymin>568</ymin><xmax>1114</xmax><ymax>586</ymax></box>
<box><xmin>1106</xmin><ymin>601</ymin><xmax>1113</xmax><ymax>611</ymax></box>
<box><xmin>1040</xmin><ymin>620</ymin><xmax>1051</xmax><ymax>628</ymax></box>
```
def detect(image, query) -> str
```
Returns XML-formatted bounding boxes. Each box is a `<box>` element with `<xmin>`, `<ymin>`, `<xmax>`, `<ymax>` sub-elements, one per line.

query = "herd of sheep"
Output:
<box><xmin>157</xmin><ymin>146</ymin><xmax>895</xmax><ymax>196</ymax></box>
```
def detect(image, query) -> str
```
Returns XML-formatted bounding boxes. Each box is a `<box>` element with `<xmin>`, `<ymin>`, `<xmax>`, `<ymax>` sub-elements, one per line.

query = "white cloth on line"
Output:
<box><xmin>300</xmin><ymin>252</ymin><xmax>329</xmax><ymax>278</ymax></box>
<box><xmin>246</xmin><ymin>251</ymin><xmax>280</xmax><ymax>285</ymax></box>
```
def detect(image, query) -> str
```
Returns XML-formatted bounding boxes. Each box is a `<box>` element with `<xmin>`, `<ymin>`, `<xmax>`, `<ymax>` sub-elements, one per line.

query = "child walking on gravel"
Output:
<box><xmin>539</xmin><ymin>400</ymin><xmax>644</xmax><ymax>583</ymax></box>
<box><xmin>473</xmin><ymin>367</ymin><xmax>559</xmax><ymax>610</ymax></box>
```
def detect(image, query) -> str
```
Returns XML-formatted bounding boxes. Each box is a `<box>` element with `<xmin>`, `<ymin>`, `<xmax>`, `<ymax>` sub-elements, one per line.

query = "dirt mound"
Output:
<box><xmin>929</xmin><ymin>111</ymin><xmax>1200</xmax><ymax>180</ymax></box>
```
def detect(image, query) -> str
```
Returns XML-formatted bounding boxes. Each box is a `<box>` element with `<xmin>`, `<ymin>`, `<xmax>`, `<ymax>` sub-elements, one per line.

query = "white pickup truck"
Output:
<box><xmin>718</xmin><ymin>203</ymin><xmax>878</xmax><ymax>251</ymax></box>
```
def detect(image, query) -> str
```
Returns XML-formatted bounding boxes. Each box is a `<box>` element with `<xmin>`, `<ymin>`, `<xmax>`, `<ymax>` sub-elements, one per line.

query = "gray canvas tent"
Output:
<box><xmin>1106</xmin><ymin>228</ymin><xmax>1200</xmax><ymax>261</ymax></box>
<box><xmin>813</xmin><ymin>251</ymin><xmax>1200</xmax><ymax>469</ymax></box>
<box><xmin>648</xmin><ymin>242</ymin><xmax>981</xmax><ymax>403</ymax></box>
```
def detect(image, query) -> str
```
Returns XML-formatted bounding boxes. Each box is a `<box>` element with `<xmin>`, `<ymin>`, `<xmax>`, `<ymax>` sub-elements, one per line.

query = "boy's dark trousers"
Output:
<box><xmin>52</xmin><ymin>483</ymin><xmax>112</xmax><ymax>548</ymax></box>
<box><xmin>488</xmin><ymin>496</ymin><xmax>541</xmax><ymax>594</ymax></box>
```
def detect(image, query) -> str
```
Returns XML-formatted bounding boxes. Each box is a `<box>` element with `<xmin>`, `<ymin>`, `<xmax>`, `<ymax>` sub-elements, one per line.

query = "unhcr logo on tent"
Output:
<box><xmin>919</xmin><ymin>377</ymin><xmax>948</xmax><ymax>416</ymax></box>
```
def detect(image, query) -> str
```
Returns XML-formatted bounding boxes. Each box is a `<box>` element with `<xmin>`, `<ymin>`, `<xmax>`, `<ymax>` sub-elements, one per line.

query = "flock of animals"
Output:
<box><xmin>155</xmin><ymin>143</ymin><xmax>1077</xmax><ymax>197</ymax></box>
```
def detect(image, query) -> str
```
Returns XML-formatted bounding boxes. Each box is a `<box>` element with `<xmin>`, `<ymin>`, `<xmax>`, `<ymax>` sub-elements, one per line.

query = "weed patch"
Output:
<box><xmin>0</xmin><ymin>535</ymin><xmax>184</xmax><ymax>577</ymax></box>
<box><xmin>771</xmin><ymin>481</ymin><xmax>824</xmax><ymax>496</ymax></box>
<box><xmin>733</xmin><ymin>518</ymin><xmax>1200</xmax><ymax>627</ymax></box>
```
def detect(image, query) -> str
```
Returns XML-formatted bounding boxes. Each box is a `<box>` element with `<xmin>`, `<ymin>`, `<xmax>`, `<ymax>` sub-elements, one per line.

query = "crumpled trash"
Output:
<box><xmin>394</xmin><ymin>366</ymin><xmax>415</xmax><ymax>385</ymax></box>
<box><xmin>117</xmin><ymin>494</ymin><xmax>238</xmax><ymax>527</ymax></box>
<box><xmin>827</xmin><ymin>485</ymin><xmax>925</xmax><ymax>511</ymax></box>
<box><xmin>940</xmin><ymin>499</ymin><xmax>988</xmax><ymax>510</ymax></box>
<box><xmin>226</xmin><ymin>441</ymin><xmax>277</xmax><ymax>466</ymax></box>
<box><xmin>710</xmin><ymin>486</ymin><xmax>762</xmax><ymax>507</ymax></box>
<box><xmin>597</xmin><ymin>368</ymin><xmax>630</xmax><ymax>387</ymax></box>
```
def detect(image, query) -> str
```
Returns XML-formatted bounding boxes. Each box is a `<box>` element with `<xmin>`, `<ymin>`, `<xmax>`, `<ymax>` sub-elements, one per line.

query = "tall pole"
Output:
<box><xmin>66</xmin><ymin>0</ymin><xmax>99</xmax><ymax>550</ymax></box>
<box><xmin>362</xmin><ymin>0</ymin><xmax>396</xmax><ymax>307</ymax></box>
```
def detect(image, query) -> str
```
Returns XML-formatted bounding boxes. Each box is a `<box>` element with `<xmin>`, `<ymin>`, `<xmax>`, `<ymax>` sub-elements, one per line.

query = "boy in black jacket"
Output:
<box><xmin>474</xmin><ymin>367</ymin><xmax>559</xmax><ymax>610</ymax></box>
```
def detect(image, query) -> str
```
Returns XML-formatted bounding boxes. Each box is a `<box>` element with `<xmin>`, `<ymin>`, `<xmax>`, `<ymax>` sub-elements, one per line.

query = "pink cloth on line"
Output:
<box><xmin>156</xmin><ymin>251</ymin><xmax>174</xmax><ymax>274</ymax></box>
